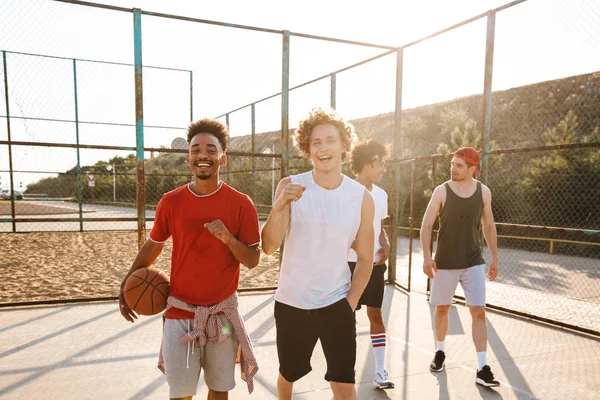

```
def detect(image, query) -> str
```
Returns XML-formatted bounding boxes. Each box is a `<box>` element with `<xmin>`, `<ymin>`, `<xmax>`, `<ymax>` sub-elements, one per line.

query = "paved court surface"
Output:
<box><xmin>0</xmin><ymin>288</ymin><xmax>598</xmax><ymax>399</ymax></box>
<box><xmin>395</xmin><ymin>238</ymin><xmax>600</xmax><ymax>333</ymax></box>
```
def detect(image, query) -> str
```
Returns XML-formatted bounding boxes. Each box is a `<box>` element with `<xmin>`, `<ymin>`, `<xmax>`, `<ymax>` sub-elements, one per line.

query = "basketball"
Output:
<box><xmin>123</xmin><ymin>267</ymin><xmax>170</xmax><ymax>315</ymax></box>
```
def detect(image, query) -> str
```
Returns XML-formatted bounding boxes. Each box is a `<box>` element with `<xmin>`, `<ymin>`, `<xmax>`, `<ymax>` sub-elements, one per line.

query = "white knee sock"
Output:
<box><xmin>477</xmin><ymin>351</ymin><xmax>487</xmax><ymax>369</ymax></box>
<box><xmin>371</xmin><ymin>334</ymin><xmax>386</xmax><ymax>374</ymax></box>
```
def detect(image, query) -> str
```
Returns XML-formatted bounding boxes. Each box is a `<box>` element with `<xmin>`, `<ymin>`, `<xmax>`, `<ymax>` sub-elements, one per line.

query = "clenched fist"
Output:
<box><xmin>204</xmin><ymin>219</ymin><xmax>233</xmax><ymax>245</ymax></box>
<box><xmin>273</xmin><ymin>183</ymin><xmax>306</xmax><ymax>212</ymax></box>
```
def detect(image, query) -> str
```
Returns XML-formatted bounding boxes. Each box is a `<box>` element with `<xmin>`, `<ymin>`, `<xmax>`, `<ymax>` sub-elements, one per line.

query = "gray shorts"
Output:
<box><xmin>162</xmin><ymin>316</ymin><xmax>238</xmax><ymax>398</ymax></box>
<box><xmin>429</xmin><ymin>264</ymin><xmax>486</xmax><ymax>307</ymax></box>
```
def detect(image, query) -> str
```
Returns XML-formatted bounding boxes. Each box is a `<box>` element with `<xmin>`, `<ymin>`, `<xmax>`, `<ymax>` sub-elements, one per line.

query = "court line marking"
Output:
<box><xmin>253</xmin><ymin>325</ymin><xmax>539</xmax><ymax>399</ymax></box>
<box><xmin>383</xmin><ymin>330</ymin><xmax>540</xmax><ymax>400</ymax></box>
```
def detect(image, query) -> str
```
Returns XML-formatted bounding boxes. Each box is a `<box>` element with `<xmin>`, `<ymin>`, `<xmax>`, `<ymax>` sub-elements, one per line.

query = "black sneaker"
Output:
<box><xmin>476</xmin><ymin>365</ymin><xmax>500</xmax><ymax>387</ymax></box>
<box><xmin>429</xmin><ymin>350</ymin><xmax>445</xmax><ymax>372</ymax></box>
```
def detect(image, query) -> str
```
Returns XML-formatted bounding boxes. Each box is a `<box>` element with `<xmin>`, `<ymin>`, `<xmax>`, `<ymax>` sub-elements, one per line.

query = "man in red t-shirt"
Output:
<box><xmin>119</xmin><ymin>118</ymin><xmax>260</xmax><ymax>400</ymax></box>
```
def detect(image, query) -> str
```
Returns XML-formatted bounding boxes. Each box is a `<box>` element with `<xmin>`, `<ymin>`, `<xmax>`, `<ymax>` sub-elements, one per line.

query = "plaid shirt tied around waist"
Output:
<box><xmin>157</xmin><ymin>292</ymin><xmax>259</xmax><ymax>393</ymax></box>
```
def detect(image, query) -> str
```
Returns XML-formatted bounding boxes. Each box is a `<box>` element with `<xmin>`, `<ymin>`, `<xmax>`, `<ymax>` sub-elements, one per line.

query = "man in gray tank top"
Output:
<box><xmin>261</xmin><ymin>108</ymin><xmax>375</xmax><ymax>400</ymax></box>
<box><xmin>420</xmin><ymin>147</ymin><xmax>500</xmax><ymax>387</ymax></box>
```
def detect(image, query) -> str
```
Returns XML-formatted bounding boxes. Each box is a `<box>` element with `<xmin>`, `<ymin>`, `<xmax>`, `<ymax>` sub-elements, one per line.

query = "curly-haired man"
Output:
<box><xmin>262</xmin><ymin>108</ymin><xmax>375</xmax><ymax>400</ymax></box>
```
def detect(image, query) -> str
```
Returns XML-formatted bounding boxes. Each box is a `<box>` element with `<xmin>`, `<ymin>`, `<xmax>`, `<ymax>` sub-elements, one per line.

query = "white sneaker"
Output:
<box><xmin>373</xmin><ymin>370</ymin><xmax>394</xmax><ymax>389</ymax></box>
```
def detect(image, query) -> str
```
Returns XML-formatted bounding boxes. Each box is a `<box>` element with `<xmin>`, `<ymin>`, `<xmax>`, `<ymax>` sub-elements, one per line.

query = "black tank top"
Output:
<box><xmin>434</xmin><ymin>181</ymin><xmax>485</xmax><ymax>270</ymax></box>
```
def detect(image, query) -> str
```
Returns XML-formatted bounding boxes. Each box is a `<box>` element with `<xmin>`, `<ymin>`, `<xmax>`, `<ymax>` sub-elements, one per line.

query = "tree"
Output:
<box><xmin>520</xmin><ymin>110</ymin><xmax>600</xmax><ymax>228</ymax></box>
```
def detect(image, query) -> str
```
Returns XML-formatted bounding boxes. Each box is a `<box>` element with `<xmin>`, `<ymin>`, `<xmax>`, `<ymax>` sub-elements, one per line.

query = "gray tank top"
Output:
<box><xmin>434</xmin><ymin>181</ymin><xmax>485</xmax><ymax>270</ymax></box>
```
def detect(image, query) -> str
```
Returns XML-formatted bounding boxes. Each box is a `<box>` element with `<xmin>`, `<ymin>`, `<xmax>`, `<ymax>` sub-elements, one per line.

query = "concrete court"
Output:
<box><xmin>0</xmin><ymin>287</ymin><xmax>598</xmax><ymax>400</ymax></box>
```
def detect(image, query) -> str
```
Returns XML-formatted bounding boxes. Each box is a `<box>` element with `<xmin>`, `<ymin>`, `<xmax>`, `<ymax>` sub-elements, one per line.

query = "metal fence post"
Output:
<box><xmin>427</xmin><ymin>157</ymin><xmax>437</xmax><ymax>294</ymax></box>
<box><xmin>189</xmin><ymin>70</ymin><xmax>193</xmax><ymax>122</ymax></box>
<box><xmin>251</xmin><ymin>103</ymin><xmax>257</xmax><ymax>201</ymax></box>
<box><xmin>225</xmin><ymin>113</ymin><xmax>230</xmax><ymax>183</ymax></box>
<box><xmin>2</xmin><ymin>51</ymin><xmax>16</xmax><ymax>233</ymax></box>
<box><xmin>330</xmin><ymin>72</ymin><xmax>336</xmax><ymax>109</ymax></box>
<box><xmin>281</xmin><ymin>30</ymin><xmax>290</xmax><ymax>179</ymax></box>
<box><xmin>407</xmin><ymin>159</ymin><xmax>416</xmax><ymax>291</ymax></box>
<box><xmin>73</xmin><ymin>59</ymin><xmax>84</xmax><ymax>232</ymax></box>
<box><xmin>480</xmin><ymin>10</ymin><xmax>496</xmax><ymax>184</ymax></box>
<box><xmin>133</xmin><ymin>8</ymin><xmax>146</xmax><ymax>250</ymax></box>
<box><xmin>388</xmin><ymin>48</ymin><xmax>404</xmax><ymax>285</ymax></box>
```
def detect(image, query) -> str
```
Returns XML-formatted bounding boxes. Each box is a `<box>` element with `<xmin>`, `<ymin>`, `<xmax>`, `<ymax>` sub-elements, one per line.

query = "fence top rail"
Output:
<box><xmin>388</xmin><ymin>142</ymin><xmax>600</xmax><ymax>164</ymax></box>
<box><xmin>396</xmin><ymin>0</ymin><xmax>523</xmax><ymax>50</ymax></box>
<box><xmin>150</xmin><ymin>148</ymin><xmax>281</xmax><ymax>158</ymax></box>
<box><xmin>495</xmin><ymin>223</ymin><xmax>600</xmax><ymax>236</ymax></box>
<box><xmin>488</xmin><ymin>142</ymin><xmax>600</xmax><ymax>155</ymax></box>
<box><xmin>0</xmin><ymin>140</ymin><xmax>288</xmax><ymax>159</ymax></box>
<box><xmin>53</xmin><ymin>0</ymin><xmax>397</xmax><ymax>50</ymax></box>
<box><xmin>214</xmin><ymin>48</ymin><xmax>396</xmax><ymax>118</ymax></box>
<box><xmin>1</xmin><ymin>49</ymin><xmax>192</xmax><ymax>73</ymax></box>
<box><xmin>53</xmin><ymin>0</ymin><xmax>528</xmax><ymax>52</ymax></box>
<box><xmin>0</xmin><ymin>115</ymin><xmax>187</xmax><ymax>130</ymax></box>
<box><xmin>398</xmin><ymin>224</ymin><xmax>599</xmax><ymax>237</ymax></box>
<box><xmin>214</xmin><ymin>1</ymin><xmax>529</xmax><ymax>117</ymax></box>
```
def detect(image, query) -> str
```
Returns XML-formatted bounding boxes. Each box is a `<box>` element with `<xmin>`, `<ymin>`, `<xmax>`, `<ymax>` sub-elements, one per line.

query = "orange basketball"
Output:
<box><xmin>123</xmin><ymin>267</ymin><xmax>170</xmax><ymax>315</ymax></box>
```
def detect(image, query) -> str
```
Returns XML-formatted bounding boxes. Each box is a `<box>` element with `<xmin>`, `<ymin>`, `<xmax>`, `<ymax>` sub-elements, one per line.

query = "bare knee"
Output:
<box><xmin>469</xmin><ymin>306</ymin><xmax>486</xmax><ymax>321</ymax></box>
<box><xmin>330</xmin><ymin>381</ymin><xmax>356</xmax><ymax>400</ymax></box>
<box><xmin>435</xmin><ymin>305</ymin><xmax>451</xmax><ymax>316</ymax></box>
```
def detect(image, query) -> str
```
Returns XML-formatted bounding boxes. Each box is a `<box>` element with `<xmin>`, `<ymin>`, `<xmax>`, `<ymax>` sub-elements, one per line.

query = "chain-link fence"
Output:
<box><xmin>1</xmin><ymin>0</ymin><xmax>599</xmax><ymax>335</ymax></box>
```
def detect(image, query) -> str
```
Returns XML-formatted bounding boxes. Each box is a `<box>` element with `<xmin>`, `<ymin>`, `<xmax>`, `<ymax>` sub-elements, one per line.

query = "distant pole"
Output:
<box><xmin>112</xmin><ymin>164</ymin><xmax>116</xmax><ymax>201</ymax></box>
<box><xmin>262</xmin><ymin>146</ymin><xmax>275</xmax><ymax>205</ymax></box>
<box><xmin>271</xmin><ymin>144</ymin><xmax>275</xmax><ymax>204</ymax></box>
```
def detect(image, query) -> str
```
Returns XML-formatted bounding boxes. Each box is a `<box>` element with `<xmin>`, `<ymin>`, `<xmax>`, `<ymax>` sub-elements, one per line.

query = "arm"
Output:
<box><xmin>375</xmin><ymin>222</ymin><xmax>390</xmax><ymax>265</ymax></box>
<box><xmin>119</xmin><ymin>239</ymin><xmax>165</xmax><ymax>322</ymax></box>
<box><xmin>204</xmin><ymin>221</ymin><xmax>260</xmax><ymax>268</ymax></box>
<box><xmin>420</xmin><ymin>185</ymin><xmax>444</xmax><ymax>278</ymax></box>
<box><xmin>261</xmin><ymin>177</ymin><xmax>306</xmax><ymax>255</ymax></box>
<box><xmin>226</xmin><ymin>240</ymin><xmax>260</xmax><ymax>268</ymax></box>
<box><xmin>481</xmin><ymin>185</ymin><xmax>498</xmax><ymax>281</ymax></box>
<box><xmin>347</xmin><ymin>190</ymin><xmax>375</xmax><ymax>311</ymax></box>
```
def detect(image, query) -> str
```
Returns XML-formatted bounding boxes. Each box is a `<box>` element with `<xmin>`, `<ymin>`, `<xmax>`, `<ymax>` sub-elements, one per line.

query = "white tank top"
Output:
<box><xmin>275</xmin><ymin>171</ymin><xmax>366</xmax><ymax>309</ymax></box>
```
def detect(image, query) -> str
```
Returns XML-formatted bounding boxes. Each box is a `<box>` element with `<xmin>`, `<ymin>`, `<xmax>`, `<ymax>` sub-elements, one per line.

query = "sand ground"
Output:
<box><xmin>0</xmin><ymin>231</ymin><xmax>280</xmax><ymax>304</ymax></box>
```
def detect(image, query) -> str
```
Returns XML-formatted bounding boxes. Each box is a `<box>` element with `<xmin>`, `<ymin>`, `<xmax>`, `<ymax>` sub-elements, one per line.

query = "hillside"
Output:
<box><xmin>224</xmin><ymin>71</ymin><xmax>600</xmax><ymax>158</ymax></box>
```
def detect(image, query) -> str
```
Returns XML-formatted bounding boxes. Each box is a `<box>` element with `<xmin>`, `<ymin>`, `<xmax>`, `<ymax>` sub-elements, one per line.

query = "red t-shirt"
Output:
<box><xmin>149</xmin><ymin>182</ymin><xmax>260</xmax><ymax>319</ymax></box>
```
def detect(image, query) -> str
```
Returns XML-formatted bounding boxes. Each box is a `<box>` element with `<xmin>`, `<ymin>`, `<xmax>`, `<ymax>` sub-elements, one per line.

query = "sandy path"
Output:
<box><xmin>0</xmin><ymin>231</ymin><xmax>280</xmax><ymax>304</ymax></box>
<box><xmin>0</xmin><ymin>201</ymin><xmax>84</xmax><ymax>216</ymax></box>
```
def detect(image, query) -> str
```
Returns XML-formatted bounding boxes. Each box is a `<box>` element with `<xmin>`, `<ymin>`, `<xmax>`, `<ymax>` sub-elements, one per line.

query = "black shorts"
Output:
<box><xmin>348</xmin><ymin>262</ymin><xmax>386</xmax><ymax>309</ymax></box>
<box><xmin>274</xmin><ymin>299</ymin><xmax>356</xmax><ymax>383</ymax></box>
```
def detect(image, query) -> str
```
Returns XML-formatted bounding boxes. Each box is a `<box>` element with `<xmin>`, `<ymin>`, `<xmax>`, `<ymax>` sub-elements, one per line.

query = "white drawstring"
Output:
<box><xmin>186</xmin><ymin>320</ymin><xmax>191</xmax><ymax>369</ymax></box>
<box><xmin>191</xmin><ymin>318</ymin><xmax>195</xmax><ymax>355</ymax></box>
